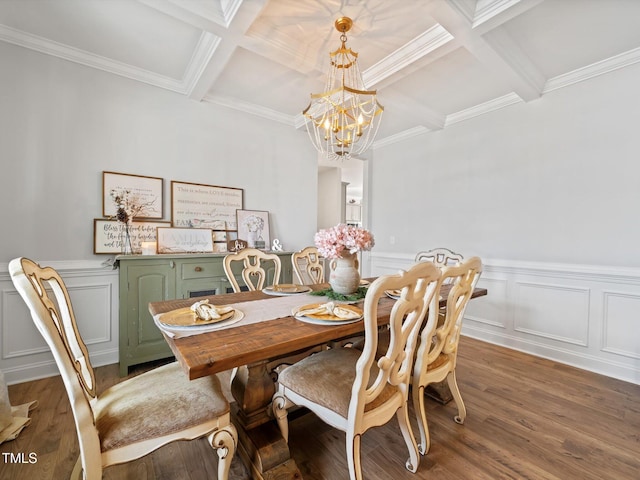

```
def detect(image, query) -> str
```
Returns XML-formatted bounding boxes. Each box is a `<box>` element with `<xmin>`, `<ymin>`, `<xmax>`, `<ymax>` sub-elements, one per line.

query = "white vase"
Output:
<box><xmin>329</xmin><ymin>252</ymin><xmax>360</xmax><ymax>295</ymax></box>
<box><xmin>247</xmin><ymin>230</ymin><xmax>257</xmax><ymax>248</ymax></box>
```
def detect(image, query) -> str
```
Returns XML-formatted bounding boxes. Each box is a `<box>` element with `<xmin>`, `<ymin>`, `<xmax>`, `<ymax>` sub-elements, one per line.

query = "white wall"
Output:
<box><xmin>0</xmin><ymin>41</ymin><xmax>318</xmax><ymax>262</ymax></box>
<box><xmin>317</xmin><ymin>167</ymin><xmax>342</xmax><ymax>230</ymax></box>
<box><xmin>369</xmin><ymin>62</ymin><xmax>640</xmax><ymax>266</ymax></box>
<box><xmin>366</xmin><ymin>62</ymin><xmax>640</xmax><ymax>384</ymax></box>
<box><xmin>0</xmin><ymin>41</ymin><xmax>318</xmax><ymax>383</ymax></box>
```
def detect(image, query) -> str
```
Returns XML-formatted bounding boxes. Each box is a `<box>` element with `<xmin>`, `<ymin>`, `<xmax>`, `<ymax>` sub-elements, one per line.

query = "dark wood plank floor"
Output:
<box><xmin>1</xmin><ymin>336</ymin><xmax>638</xmax><ymax>479</ymax></box>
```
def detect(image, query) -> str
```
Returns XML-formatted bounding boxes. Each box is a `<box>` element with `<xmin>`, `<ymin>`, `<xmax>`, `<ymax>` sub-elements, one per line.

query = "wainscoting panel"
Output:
<box><xmin>465</xmin><ymin>277</ymin><xmax>508</xmax><ymax>329</ymax></box>
<box><xmin>368</xmin><ymin>253</ymin><xmax>640</xmax><ymax>385</ymax></box>
<box><xmin>513</xmin><ymin>282</ymin><xmax>590</xmax><ymax>346</ymax></box>
<box><xmin>602</xmin><ymin>290</ymin><xmax>640</xmax><ymax>359</ymax></box>
<box><xmin>0</xmin><ymin>260</ymin><xmax>119</xmax><ymax>385</ymax></box>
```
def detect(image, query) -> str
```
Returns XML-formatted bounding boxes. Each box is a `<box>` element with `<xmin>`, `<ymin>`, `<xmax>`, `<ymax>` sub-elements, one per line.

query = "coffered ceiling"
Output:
<box><xmin>2</xmin><ymin>0</ymin><xmax>640</xmax><ymax>149</ymax></box>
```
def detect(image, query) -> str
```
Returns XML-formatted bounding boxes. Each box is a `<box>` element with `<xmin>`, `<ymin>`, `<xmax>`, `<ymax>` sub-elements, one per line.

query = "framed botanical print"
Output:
<box><xmin>102</xmin><ymin>171</ymin><xmax>163</xmax><ymax>219</ymax></box>
<box><xmin>236</xmin><ymin>210</ymin><xmax>270</xmax><ymax>250</ymax></box>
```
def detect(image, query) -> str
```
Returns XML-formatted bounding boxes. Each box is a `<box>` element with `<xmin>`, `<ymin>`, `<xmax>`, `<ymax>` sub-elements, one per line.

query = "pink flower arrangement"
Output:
<box><xmin>314</xmin><ymin>224</ymin><xmax>375</xmax><ymax>259</ymax></box>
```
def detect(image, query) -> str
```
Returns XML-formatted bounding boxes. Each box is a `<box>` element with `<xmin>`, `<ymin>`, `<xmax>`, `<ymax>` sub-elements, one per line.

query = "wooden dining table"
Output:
<box><xmin>148</xmin><ymin>282</ymin><xmax>487</xmax><ymax>480</ymax></box>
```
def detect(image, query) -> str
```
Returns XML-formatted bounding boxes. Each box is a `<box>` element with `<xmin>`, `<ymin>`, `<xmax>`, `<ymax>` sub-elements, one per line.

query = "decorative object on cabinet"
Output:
<box><xmin>94</xmin><ymin>219</ymin><xmax>169</xmax><ymax>254</ymax></box>
<box><xmin>271</xmin><ymin>239</ymin><xmax>283</xmax><ymax>252</ymax></box>
<box><xmin>227</xmin><ymin>238</ymin><xmax>247</xmax><ymax>252</ymax></box>
<box><xmin>302</xmin><ymin>17</ymin><xmax>384</xmax><ymax>160</ymax></box>
<box><xmin>171</xmin><ymin>180</ymin><xmax>243</xmax><ymax>231</ymax></box>
<box><xmin>116</xmin><ymin>252</ymin><xmax>294</xmax><ymax>376</ymax></box>
<box><xmin>236</xmin><ymin>209</ymin><xmax>270</xmax><ymax>250</ymax></box>
<box><xmin>102</xmin><ymin>171</ymin><xmax>163</xmax><ymax>219</ymax></box>
<box><xmin>156</xmin><ymin>227</ymin><xmax>215</xmax><ymax>254</ymax></box>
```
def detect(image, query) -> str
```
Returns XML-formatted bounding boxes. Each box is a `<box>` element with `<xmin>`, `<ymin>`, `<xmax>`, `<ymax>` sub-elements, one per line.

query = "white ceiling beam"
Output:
<box><xmin>471</xmin><ymin>0</ymin><xmax>545</xmax><ymax>33</ymax></box>
<box><xmin>363</xmin><ymin>24</ymin><xmax>454</xmax><ymax>88</ymax></box>
<box><xmin>436</xmin><ymin>0</ymin><xmax>544</xmax><ymax>102</ymax></box>
<box><xmin>138</xmin><ymin>0</ymin><xmax>268</xmax><ymax>101</ymax></box>
<box><xmin>186</xmin><ymin>0</ymin><xmax>268</xmax><ymax>100</ymax></box>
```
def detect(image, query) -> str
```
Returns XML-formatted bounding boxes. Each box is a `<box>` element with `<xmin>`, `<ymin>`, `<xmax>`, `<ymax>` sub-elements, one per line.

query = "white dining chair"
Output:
<box><xmin>412</xmin><ymin>256</ymin><xmax>483</xmax><ymax>455</ymax></box>
<box><xmin>415</xmin><ymin>247</ymin><xmax>463</xmax><ymax>267</ymax></box>
<box><xmin>272</xmin><ymin>261</ymin><xmax>442</xmax><ymax>480</ymax></box>
<box><xmin>291</xmin><ymin>246</ymin><xmax>325</xmax><ymax>285</ymax></box>
<box><xmin>9</xmin><ymin>257</ymin><xmax>237</xmax><ymax>480</ymax></box>
<box><xmin>223</xmin><ymin>247</ymin><xmax>282</xmax><ymax>292</ymax></box>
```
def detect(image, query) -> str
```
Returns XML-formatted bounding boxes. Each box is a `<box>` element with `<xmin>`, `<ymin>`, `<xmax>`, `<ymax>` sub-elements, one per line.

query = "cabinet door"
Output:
<box><xmin>120</xmin><ymin>262</ymin><xmax>176</xmax><ymax>375</ymax></box>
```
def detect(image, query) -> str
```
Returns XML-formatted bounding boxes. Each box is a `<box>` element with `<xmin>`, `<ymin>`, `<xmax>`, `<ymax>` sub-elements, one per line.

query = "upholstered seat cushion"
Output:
<box><xmin>277</xmin><ymin>348</ymin><xmax>398</xmax><ymax>418</ymax></box>
<box><xmin>95</xmin><ymin>362</ymin><xmax>229</xmax><ymax>452</ymax></box>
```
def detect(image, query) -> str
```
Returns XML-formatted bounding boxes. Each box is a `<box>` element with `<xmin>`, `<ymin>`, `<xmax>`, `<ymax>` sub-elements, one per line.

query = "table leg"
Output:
<box><xmin>230</xmin><ymin>361</ymin><xmax>303</xmax><ymax>480</ymax></box>
<box><xmin>425</xmin><ymin>380</ymin><xmax>453</xmax><ymax>404</ymax></box>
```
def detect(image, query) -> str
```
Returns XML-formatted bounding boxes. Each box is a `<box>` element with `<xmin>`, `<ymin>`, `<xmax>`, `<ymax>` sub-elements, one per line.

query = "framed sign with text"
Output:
<box><xmin>171</xmin><ymin>181</ymin><xmax>243</xmax><ymax>231</ymax></box>
<box><xmin>93</xmin><ymin>219</ymin><xmax>169</xmax><ymax>254</ymax></box>
<box><xmin>156</xmin><ymin>227</ymin><xmax>215</xmax><ymax>254</ymax></box>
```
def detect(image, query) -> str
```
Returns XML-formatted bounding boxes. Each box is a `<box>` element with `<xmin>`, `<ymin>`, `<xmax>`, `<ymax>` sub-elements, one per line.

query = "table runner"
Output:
<box><xmin>154</xmin><ymin>293</ymin><xmax>336</xmax><ymax>339</ymax></box>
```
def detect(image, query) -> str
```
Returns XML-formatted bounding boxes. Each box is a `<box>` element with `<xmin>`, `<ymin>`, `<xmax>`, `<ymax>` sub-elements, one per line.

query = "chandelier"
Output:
<box><xmin>303</xmin><ymin>17</ymin><xmax>384</xmax><ymax>160</ymax></box>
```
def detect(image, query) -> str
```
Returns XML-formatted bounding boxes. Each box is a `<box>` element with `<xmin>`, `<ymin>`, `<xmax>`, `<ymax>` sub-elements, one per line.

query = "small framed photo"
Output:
<box><xmin>236</xmin><ymin>210</ymin><xmax>270</xmax><ymax>250</ymax></box>
<box><xmin>156</xmin><ymin>227</ymin><xmax>214</xmax><ymax>254</ymax></box>
<box><xmin>103</xmin><ymin>171</ymin><xmax>163</xmax><ymax>219</ymax></box>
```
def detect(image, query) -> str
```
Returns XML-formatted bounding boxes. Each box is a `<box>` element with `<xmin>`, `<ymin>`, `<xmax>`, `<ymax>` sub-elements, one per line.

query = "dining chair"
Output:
<box><xmin>223</xmin><ymin>247</ymin><xmax>282</xmax><ymax>292</ymax></box>
<box><xmin>272</xmin><ymin>261</ymin><xmax>442</xmax><ymax>480</ymax></box>
<box><xmin>291</xmin><ymin>246</ymin><xmax>325</xmax><ymax>285</ymax></box>
<box><xmin>414</xmin><ymin>247</ymin><xmax>463</xmax><ymax>267</ymax></box>
<box><xmin>411</xmin><ymin>256</ymin><xmax>482</xmax><ymax>455</ymax></box>
<box><xmin>9</xmin><ymin>257</ymin><xmax>237</xmax><ymax>480</ymax></box>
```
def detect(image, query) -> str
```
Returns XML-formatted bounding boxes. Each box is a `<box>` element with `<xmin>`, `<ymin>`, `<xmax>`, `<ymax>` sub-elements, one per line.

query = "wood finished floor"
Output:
<box><xmin>1</xmin><ymin>336</ymin><xmax>639</xmax><ymax>479</ymax></box>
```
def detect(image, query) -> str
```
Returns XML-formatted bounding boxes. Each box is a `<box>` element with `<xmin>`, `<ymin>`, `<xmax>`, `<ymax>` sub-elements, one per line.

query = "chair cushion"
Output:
<box><xmin>95</xmin><ymin>362</ymin><xmax>229</xmax><ymax>452</ymax></box>
<box><xmin>278</xmin><ymin>348</ymin><xmax>398</xmax><ymax>418</ymax></box>
<box><xmin>427</xmin><ymin>353</ymin><xmax>450</xmax><ymax>371</ymax></box>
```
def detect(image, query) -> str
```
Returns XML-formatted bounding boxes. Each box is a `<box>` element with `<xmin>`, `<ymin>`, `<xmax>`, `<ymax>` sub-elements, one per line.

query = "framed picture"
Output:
<box><xmin>93</xmin><ymin>219</ymin><xmax>169</xmax><ymax>254</ymax></box>
<box><xmin>236</xmin><ymin>209</ymin><xmax>270</xmax><ymax>250</ymax></box>
<box><xmin>171</xmin><ymin>181</ymin><xmax>243</xmax><ymax>230</ymax></box>
<box><xmin>102</xmin><ymin>171</ymin><xmax>164</xmax><ymax>219</ymax></box>
<box><xmin>156</xmin><ymin>227</ymin><xmax>214</xmax><ymax>254</ymax></box>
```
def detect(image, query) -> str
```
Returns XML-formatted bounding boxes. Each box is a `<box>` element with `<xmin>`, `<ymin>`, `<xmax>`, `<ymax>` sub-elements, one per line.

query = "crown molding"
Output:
<box><xmin>445</xmin><ymin>91</ymin><xmax>523</xmax><ymax>126</ymax></box>
<box><xmin>183</xmin><ymin>31</ymin><xmax>222</xmax><ymax>96</ymax></box>
<box><xmin>0</xmin><ymin>24</ymin><xmax>187</xmax><ymax>93</ymax></box>
<box><xmin>473</xmin><ymin>0</ymin><xmax>522</xmax><ymax>28</ymax></box>
<box><xmin>363</xmin><ymin>24</ymin><xmax>454</xmax><ymax>88</ymax></box>
<box><xmin>203</xmin><ymin>93</ymin><xmax>295</xmax><ymax>126</ymax></box>
<box><xmin>162</xmin><ymin>0</ymin><xmax>243</xmax><ymax>28</ymax></box>
<box><xmin>543</xmin><ymin>46</ymin><xmax>640</xmax><ymax>94</ymax></box>
<box><xmin>372</xmin><ymin>126</ymin><xmax>431</xmax><ymax>150</ymax></box>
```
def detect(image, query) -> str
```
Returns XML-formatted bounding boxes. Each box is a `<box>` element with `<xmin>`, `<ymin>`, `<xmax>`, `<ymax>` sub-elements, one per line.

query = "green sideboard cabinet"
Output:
<box><xmin>117</xmin><ymin>252</ymin><xmax>293</xmax><ymax>376</ymax></box>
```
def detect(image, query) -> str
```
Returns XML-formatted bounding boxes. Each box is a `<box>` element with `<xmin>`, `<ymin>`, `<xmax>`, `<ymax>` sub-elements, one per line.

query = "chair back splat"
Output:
<box><xmin>414</xmin><ymin>247</ymin><xmax>463</xmax><ymax>267</ymax></box>
<box><xmin>223</xmin><ymin>248</ymin><xmax>282</xmax><ymax>292</ymax></box>
<box><xmin>291</xmin><ymin>246</ymin><xmax>325</xmax><ymax>285</ymax></box>
<box><xmin>9</xmin><ymin>257</ymin><xmax>237</xmax><ymax>480</ymax></box>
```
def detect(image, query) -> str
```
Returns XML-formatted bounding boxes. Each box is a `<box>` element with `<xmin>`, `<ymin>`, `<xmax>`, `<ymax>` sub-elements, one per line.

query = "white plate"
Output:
<box><xmin>160</xmin><ymin>309</ymin><xmax>244</xmax><ymax>333</ymax></box>
<box><xmin>262</xmin><ymin>284</ymin><xmax>312</xmax><ymax>296</ymax></box>
<box><xmin>292</xmin><ymin>304</ymin><xmax>363</xmax><ymax>326</ymax></box>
